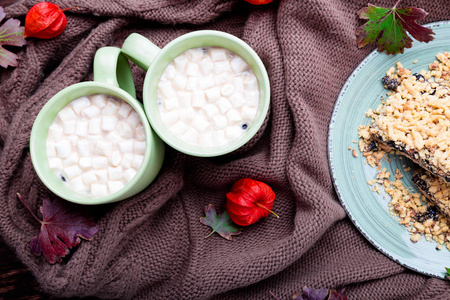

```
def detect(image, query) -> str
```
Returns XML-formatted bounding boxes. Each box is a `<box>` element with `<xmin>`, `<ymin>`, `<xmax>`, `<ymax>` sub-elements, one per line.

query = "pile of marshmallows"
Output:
<box><xmin>46</xmin><ymin>95</ymin><xmax>146</xmax><ymax>197</ymax></box>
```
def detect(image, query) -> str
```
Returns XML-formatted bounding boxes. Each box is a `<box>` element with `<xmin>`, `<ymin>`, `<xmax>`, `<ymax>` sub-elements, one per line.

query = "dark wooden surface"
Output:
<box><xmin>0</xmin><ymin>236</ymin><xmax>51</xmax><ymax>300</ymax></box>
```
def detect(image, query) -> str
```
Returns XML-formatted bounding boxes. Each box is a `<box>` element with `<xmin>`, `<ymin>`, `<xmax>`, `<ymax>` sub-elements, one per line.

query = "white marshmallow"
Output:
<box><xmin>82</xmin><ymin>105</ymin><xmax>100</xmax><ymax>119</ymax></box>
<box><xmin>170</xmin><ymin>121</ymin><xmax>188</xmax><ymax>137</ymax></box>
<box><xmin>173</xmin><ymin>73</ymin><xmax>187</xmax><ymax>90</ymax></box>
<box><xmin>88</xmin><ymin>118</ymin><xmax>102</xmax><ymax>135</ymax></box>
<box><xmin>106</xmin><ymin>131</ymin><xmax>122</xmax><ymax>144</ymax></box>
<box><xmin>48</xmin><ymin>157</ymin><xmax>62</xmax><ymax>170</ymax></box>
<box><xmin>64</xmin><ymin>152</ymin><xmax>79</xmax><ymax>166</ymax></box>
<box><xmin>117</xmin><ymin>102</ymin><xmax>133</xmax><ymax>118</ymax></box>
<box><xmin>163</xmin><ymin>97</ymin><xmax>179</xmax><ymax>112</ymax></box>
<box><xmin>91</xmin><ymin>183</ymin><xmax>108</xmax><ymax>197</ymax></box>
<box><xmin>245</xmin><ymin>90</ymin><xmax>260</xmax><ymax>107</ymax></box>
<box><xmin>127</xmin><ymin>112</ymin><xmax>141</xmax><ymax>127</ymax></box>
<box><xmin>178</xmin><ymin>108</ymin><xmax>195</xmax><ymax>123</ymax></box>
<box><xmin>201</xmin><ymin>104</ymin><xmax>220</xmax><ymax>120</ymax></box>
<box><xmin>225</xmin><ymin>127</ymin><xmax>242</xmax><ymax>140</ymax></box>
<box><xmin>102</xmin><ymin>115</ymin><xmax>117</xmax><ymax>132</ymax></box>
<box><xmin>67</xmin><ymin>135</ymin><xmax>79</xmax><ymax>148</ymax></box>
<box><xmin>107</xmin><ymin>181</ymin><xmax>125</xmax><ymax>194</ymax></box>
<box><xmin>205</xmin><ymin>87</ymin><xmax>221</xmax><ymax>102</ymax></box>
<box><xmin>75</xmin><ymin>120</ymin><xmax>88</xmax><ymax>136</ymax></box>
<box><xmin>199</xmin><ymin>133</ymin><xmax>213</xmax><ymax>147</ymax></box>
<box><xmin>92</xmin><ymin>156</ymin><xmax>108</xmax><ymax>169</ymax></box>
<box><xmin>63</xmin><ymin>165</ymin><xmax>82</xmax><ymax>179</ymax></box>
<box><xmin>132</xmin><ymin>155</ymin><xmax>144</xmax><ymax>169</ymax></box>
<box><xmin>231</xmin><ymin>56</ymin><xmax>248</xmax><ymax>73</ymax></box>
<box><xmin>210</xmin><ymin>48</ymin><xmax>227</xmax><ymax>61</ymax></box>
<box><xmin>95</xmin><ymin>170</ymin><xmax>108</xmax><ymax>184</ymax></box>
<box><xmin>103</xmin><ymin>99</ymin><xmax>120</xmax><ymax>115</ymax></box>
<box><xmin>63</xmin><ymin>120</ymin><xmax>76</xmax><ymax>135</ymax></box>
<box><xmin>77</xmin><ymin>140</ymin><xmax>90</xmax><ymax>156</ymax></box>
<box><xmin>160</xmin><ymin>110</ymin><xmax>178</xmax><ymax>126</ymax></box>
<box><xmin>214</xmin><ymin>73</ymin><xmax>230</xmax><ymax>85</ymax></box>
<box><xmin>185</xmin><ymin>77</ymin><xmax>199</xmax><ymax>91</ymax></box>
<box><xmin>186</xmin><ymin>63</ymin><xmax>200</xmax><ymax>76</ymax></box>
<box><xmin>117</xmin><ymin>121</ymin><xmax>134</xmax><ymax>139</ymax></box>
<box><xmin>226</xmin><ymin>109</ymin><xmax>241</xmax><ymax>125</ymax></box>
<box><xmin>198</xmin><ymin>74</ymin><xmax>214</xmax><ymax>90</ymax></box>
<box><xmin>121</xmin><ymin>153</ymin><xmax>134</xmax><ymax>169</ymax></box>
<box><xmin>199</xmin><ymin>57</ymin><xmax>214</xmax><ymax>75</ymax></box>
<box><xmin>91</xmin><ymin>94</ymin><xmax>106</xmax><ymax>107</ymax></box>
<box><xmin>48</xmin><ymin>124</ymin><xmax>63</xmax><ymax>139</ymax></box>
<box><xmin>241</xmin><ymin>105</ymin><xmax>258</xmax><ymax>121</ymax></box>
<box><xmin>119</xmin><ymin>139</ymin><xmax>134</xmax><ymax>153</ymax></box>
<box><xmin>173</xmin><ymin>54</ymin><xmax>188</xmax><ymax>72</ymax></box>
<box><xmin>82</xmin><ymin>170</ymin><xmax>97</xmax><ymax>185</ymax></box>
<box><xmin>214</xmin><ymin>61</ymin><xmax>232</xmax><ymax>74</ymax></box>
<box><xmin>110</xmin><ymin>150</ymin><xmax>122</xmax><ymax>167</ymax></box>
<box><xmin>107</xmin><ymin>166</ymin><xmax>122</xmax><ymax>181</ymax></box>
<box><xmin>58</xmin><ymin>106</ymin><xmax>76</xmax><ymax>122</ymax></box>
<box><xmin>163</xmin><ymin>64</ymin><xmax>176</xmax><ymax>80</ymax></box>
<box><xmin>135</xmin><ymin>125</ymin><xmax>146</xmax><ymax>141</ymax></box>
<box><xmin>180</xmin><ymin>127</ymin><xmax>199</xmax><ymax>144</ymax></box>
<box><xmin>159</xmin><ymin>81</ymin><xmax>177</xmax><ymax>99</ymax></box>
<box><xmin>79</xmin><ymin>157</ymin><xmax>91</xmax><ymax>169</ymax></box>
<box><xmin>232</xmin><ymin>77</ymin><xmax>245</xmax><ymax>94</ymax></box>
<box><xmin>134</xmin><ymin>141</ymin><xmax>146</xmax><ymax>154</ymax></box>
<box><xmin>186</xmin><ymin>48</ymin><xmax>204</xmax><ymax>62</ymax></box>
<box><xmin>212</xmin><ymin>130</ymin><xmax>227</xmax><ymax>146</ymax></box>
<box><xmin>229</xmin><ymin>93</ymin><xmax>246</xmax><ymax>108</ymax></box>
<box><xmin>177</xmin><ymin>91</ymin><xmax>192</xmax><ymax>107</ymax></box>
<box><xmin>244</xmin><ymin>76</ymin><xmax>259</xmax><ymax>91</ymax></box>
<box><xmin>96</xmin><ymin>140</ymin><xmax>113</xmax><ymax>156</ymax></box>
<box><xmin>221</xmin><ymin>83</ymin><xmax>235</xmax><ymax>97</ymax></box>
<box><xmin>46</xmin><ymin>141</ymin><xmax>57</xmax><ymax>157</ymax></box>
<box><xmin>123</xmin><ymin>168</ymin><xmax>137</xmax><ymax>183</ymax></box>
<box><xmin>71</xmin><ymin>96</ymin><xmax>91</xmax><ymax>114</ymax></box>
<box><xmin>191</xmin><ymin>118</ymin><xmax>210</xmax><ymax>133</ymax></box>
<box><xmin>212</xmin><ymin>115</ymin><xmax>227</xmax><ymax>129</ymax></box>
<box><xmin>70</xmin><ymin>176</ymin><xmax>86</xmax><ymax>194</ymax></box>
<box><xmin>216</xmin><ymin>97</ymin><xmax>232</xmax><ymax>113</ymax></box>
<box><xmin>55</xmin><ymin>140</ymin><xmax>71</xmax><ymax>158</ymax></box>
<box><xmin>192</xmin><ymin>91</ymin><xmax>206</xmax><ymax>108</ymax></box>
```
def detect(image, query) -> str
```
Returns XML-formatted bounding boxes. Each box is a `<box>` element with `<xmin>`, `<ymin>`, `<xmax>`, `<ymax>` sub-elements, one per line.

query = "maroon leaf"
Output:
<box><xmin>18</xmin><ymin>194</ymin><xmax>98</xmax><ymax>264</ymax></box>
<box><xmin>0</xmin><ymin>6</ymin><xmax>26</xmax><ymax>68</ymax></box>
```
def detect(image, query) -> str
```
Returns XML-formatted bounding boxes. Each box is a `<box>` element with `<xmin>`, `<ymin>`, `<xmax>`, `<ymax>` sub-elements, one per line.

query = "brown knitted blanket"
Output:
<box><xmin>1</xmin><ymin>0</ymin><xmax>449</xmax><ymax>299</ymax></box>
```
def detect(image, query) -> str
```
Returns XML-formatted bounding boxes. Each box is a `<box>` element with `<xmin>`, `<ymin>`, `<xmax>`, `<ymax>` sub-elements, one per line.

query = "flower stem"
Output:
<box><xmin>61</xmin><ymin>7</ymin><xmax>80</xmax><ymax>12</ymax></box>
<box><xmin>256</xmin><ymin>203</ymin><xmax>279</xmax><ymax>218</ymax></box>
<box><xmin>16</xmin><ymin>193</ymin><xmax>42</xmax><ymax>224</ymax></box>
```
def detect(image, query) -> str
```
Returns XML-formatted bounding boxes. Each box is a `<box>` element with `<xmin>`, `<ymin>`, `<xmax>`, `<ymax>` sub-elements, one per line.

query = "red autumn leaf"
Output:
<box><xmin>25</xmin><ymin>2</ymin><xmax>77</xmax><ymax>39</ymax></box>
<box><xmin>17</xmin><ymin>193</ymin><xmax>98</xmax><ymax>264</ymax></box>
<box><xmin>226</xmin><ymin>178</ymin><xmax>278</xmax><ymax>226</ymax></box>
<box><xmin>0</xmin><ymin>6</ymin><xmax>26</xmax><ymax>68</ymax></box>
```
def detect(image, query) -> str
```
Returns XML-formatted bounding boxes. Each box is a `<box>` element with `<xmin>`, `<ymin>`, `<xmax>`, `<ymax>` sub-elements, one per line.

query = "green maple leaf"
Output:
<box><xmin>446</xmin><ymin>267</ymin><xmax>450</xmax><ymax>278</ymax></box>
<box><xmin>199</xmin><ymin>204</ymin><xmax>241</xmax><ymax>240</ymax></box>
<box><xmin>356</xmin><ymin>1</ymin><xmax>434</xmax><ymax>55</ymax></box>
<box><xmin>0</xmin><ymin>6</ymin><xmax>26</xmax><ymax>68</ymax></box>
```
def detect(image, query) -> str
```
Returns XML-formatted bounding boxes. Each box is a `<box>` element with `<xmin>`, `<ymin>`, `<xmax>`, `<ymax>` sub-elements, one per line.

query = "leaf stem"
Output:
<box><xmin>269</xmin><ymin>291</ymin><xmax>281</xmax><ymax>300</ymax></box>
<box><xmin>16</xmin><ymin>193</ymin><xmax>42</xmax><ymax>223</ymax></box>
<box><xmin>205</xmin><ymin>230</ymin><xmax>216</xmax><ymax>238</ymax></box>
<box><xmin>255</xmin><ymin>203</ymin><xmax>279</xmax><ymax>218</ymax></box>
<box><xmin>394</xmin><ymin>0</ymin><xmax>401</xmax><ymax>8</ymax></box>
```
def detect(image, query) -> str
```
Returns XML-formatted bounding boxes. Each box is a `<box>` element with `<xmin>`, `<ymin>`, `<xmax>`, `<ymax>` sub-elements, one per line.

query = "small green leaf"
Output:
<box><xmin>199</xmin><ymin>204</ymin><xmax>241</xmax><ymax>240</ymax></box>
<box><xmin>355</xmin><ymin>1</ymin><xmax>434</xmax><ymax>55</ymax></box>
<box><xmin>445</xmin><ymin>267</ymin><xmax>450</xmax><ymax>277</ymax></box>
<box><xmin>0</xmin><ymin>6</ymin><xmax>26</xmax><ymax>68</ymax></box>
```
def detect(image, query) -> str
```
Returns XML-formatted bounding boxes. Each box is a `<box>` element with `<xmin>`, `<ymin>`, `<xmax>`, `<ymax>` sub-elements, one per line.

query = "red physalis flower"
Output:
<box><xmin>226</xmin><ymin>178</ymin><xmax>278</xmax><ymax>226</ymax></box>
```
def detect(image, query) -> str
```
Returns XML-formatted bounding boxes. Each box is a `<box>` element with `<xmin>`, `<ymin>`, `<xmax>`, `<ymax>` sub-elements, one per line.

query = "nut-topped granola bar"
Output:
<box><xmin>367</xmin><ymin>53</ymin><xmax>450</xmax><ymax>182</ymax></box>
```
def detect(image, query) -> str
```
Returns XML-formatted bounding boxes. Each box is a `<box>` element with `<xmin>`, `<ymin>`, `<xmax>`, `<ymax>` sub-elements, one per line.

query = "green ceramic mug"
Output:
<box><xmin>122</xmin><ymin>30</ymin><xmax>271</xmax><ymax>157</ymax></box>
<box><xmin>30</xmin><ymin>47</ymin><xmax>165</xmax><ymax>205</ymax></box>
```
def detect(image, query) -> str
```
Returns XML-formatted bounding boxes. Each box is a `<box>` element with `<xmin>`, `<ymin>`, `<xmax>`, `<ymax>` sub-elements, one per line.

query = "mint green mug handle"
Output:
<box><xmin>121</xmin><ymin>33</ymin><xmax>161</xmax><ymax>71</ymax></box>
<box><xmin>93</xmin><ymin>47</ymin><xmax>136</xmax><ymax>98</ymax></box>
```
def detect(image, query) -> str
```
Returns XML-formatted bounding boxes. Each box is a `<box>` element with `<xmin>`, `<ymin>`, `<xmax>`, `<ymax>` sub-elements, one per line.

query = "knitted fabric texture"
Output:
<box><xmin>1</xmin><ymin>0</ymin><xmax>450</xmax><ymax>299</ymax></box>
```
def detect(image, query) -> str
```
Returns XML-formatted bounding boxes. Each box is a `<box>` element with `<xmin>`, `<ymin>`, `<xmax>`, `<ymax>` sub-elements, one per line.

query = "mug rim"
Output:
<box><xmin>142</xmin><ymin>30</ymin><xmax>271</xmax><ymax>157</ymax></box>
<box><xmin>30</xmin><ymin>81</ymin><xmax>156</xmax><ymax>205</ymax></box>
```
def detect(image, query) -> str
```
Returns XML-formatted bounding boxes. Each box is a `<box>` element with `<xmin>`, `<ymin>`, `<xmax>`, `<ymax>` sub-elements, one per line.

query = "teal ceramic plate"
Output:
<box><xmin>328</xmin><ymin>21</ymin><xmax>450</xmax><ymax>279</ymax></box>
